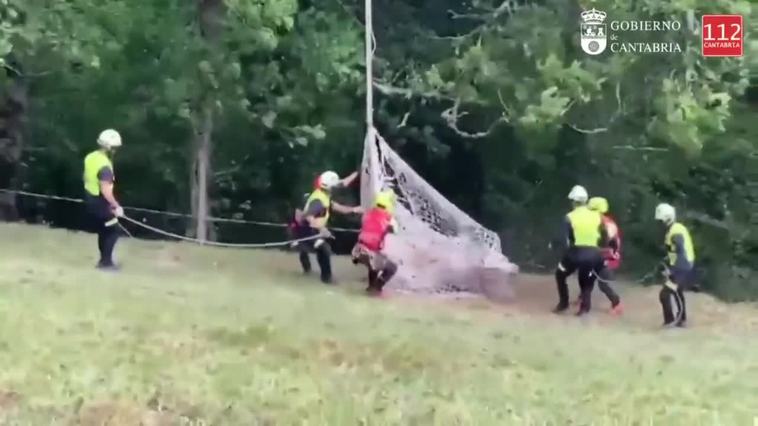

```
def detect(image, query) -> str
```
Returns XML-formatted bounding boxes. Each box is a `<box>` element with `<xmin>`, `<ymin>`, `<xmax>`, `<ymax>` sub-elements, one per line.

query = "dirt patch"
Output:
<box><xmin>78</xmin><ymin>402</ymin><xmax>141</xmax><ymax>426</ymax></box>
<box><xmin>151</xmin><ymin>247</ymin><xmax>185</xmax><ymax>270</ymax></box>
<box><xmin>379</xmin><ymin>272</ymin><xmax>758</xmax><ymax>333</ymax></box>
<box><xmin>0</xmin><ymin>390</ymin><xmax>22</xmax><ymax>410</ymax></box>
<box><xmin>77</xmin><ymin>400</ymin><xmax>184</xmax><ymax>426</ymax></box>
<box><xmin>308</xmin><ymin>336</ymin><xmax>454</xmax><ymax>376</ymax></box>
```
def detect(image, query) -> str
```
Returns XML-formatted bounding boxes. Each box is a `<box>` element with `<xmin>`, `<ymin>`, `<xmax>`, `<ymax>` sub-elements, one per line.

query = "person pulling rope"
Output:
<box><xmin>0</xmin><ymin>188</ymin><xmax>358</xmax><ymax>232</ymax></box>
<box><xmin>120</xmin><ymin>215</ymin><xmax>322</xmax><ymax>248</ymax></box>
<box><xmin>82</xmin><ymin>129</ymin><xmax>125</xmax><ymax>271</ymax></box>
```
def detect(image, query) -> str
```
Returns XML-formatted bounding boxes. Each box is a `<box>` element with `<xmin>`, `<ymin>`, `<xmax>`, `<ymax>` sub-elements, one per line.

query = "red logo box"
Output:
<box><xmin>702</xmin><ymin>15</ymin><xmax>744</xmax><ymax>57</ymax></box>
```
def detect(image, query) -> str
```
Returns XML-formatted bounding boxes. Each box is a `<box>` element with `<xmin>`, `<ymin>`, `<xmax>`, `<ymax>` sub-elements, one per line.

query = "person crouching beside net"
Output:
<box><xmin>553</xmin><ymin>185</ymin><xmax>611</xmax><ymax>316</ymax></box>
<box><xmin>351</xmin><ymin>190</ymin><xmax>399</xmax><ymax>296</ymax></box>
<box><xmin>654</xmin><ymin>203</ymin><xmax>696</xmax><ymax>328</ymax></box>
<box><xmin>294</xmin><ymin>171</ymin><xmax>362</xmax><ymax>284</ymax></box>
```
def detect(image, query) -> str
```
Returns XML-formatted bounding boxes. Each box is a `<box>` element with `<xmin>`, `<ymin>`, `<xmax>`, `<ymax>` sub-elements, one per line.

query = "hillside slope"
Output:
<box><xmin>0</xmin><ymin>223</ymin><xmax>757</xmax><ymax>425</ymax></box>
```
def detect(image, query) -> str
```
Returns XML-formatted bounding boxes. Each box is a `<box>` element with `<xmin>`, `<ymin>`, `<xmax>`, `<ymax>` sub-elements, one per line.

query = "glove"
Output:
<box><xmin>113</xmin><ymin>205</ymin><xmax>125</xmax><ymax>218</ymax></box>
<box><xmin>319</xmin><ymin>228</ymin><xmax>333</xmax><ymax>239</ymax></box>
<box><xmin>599</xmin><ymin>248</ymin><xmax>618</xmax><ymax>260</ymax></box>
<box><xmin>352</xmin><ymin>206</ymin><xmax>364</xmax><ymax>214</ymax></box>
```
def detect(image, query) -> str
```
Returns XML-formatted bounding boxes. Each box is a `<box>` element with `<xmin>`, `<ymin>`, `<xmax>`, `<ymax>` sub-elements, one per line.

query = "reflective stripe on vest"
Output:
<box><xmin>304</xmin><ymin>188</ymin><xmax>331</xmax><ymax>228</ymax></box>
<box><xmin>567</xmin><ymin>205</ymin><xmax>601</xmax><ymax>247</ymax></box>
<box><xmin>665</xmin><ymin>222</ymin><xmax>695</xmax><ymax>266</ymax></box>
<box><xmin>83</xmin><ymin>150</ymin><xmax>113</xmax><ymax>196</ymax></box>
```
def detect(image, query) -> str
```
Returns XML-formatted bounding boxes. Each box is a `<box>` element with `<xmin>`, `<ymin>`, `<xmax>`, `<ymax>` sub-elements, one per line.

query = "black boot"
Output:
<box><xmin>316</xmin><ymin>243</ymin><xmax>333</xmax><ymax>284</ymax></box>
<box><xmin>366</xmin><ymin>269</ymin><xmax>379</xmax><ymax>292</ymax></box>
<box><xmin>299</xmin><ymin>250</ymin><xmax>312</xmax><ymax>274</ymax></box>
<box><xmin>97</xmin><ymin>225</ymin><xmax>120</xmax><ymax>270</ymax></box>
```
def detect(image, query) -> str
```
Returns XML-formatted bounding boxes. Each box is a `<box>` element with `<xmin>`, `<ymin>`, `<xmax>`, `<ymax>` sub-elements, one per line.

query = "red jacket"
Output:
<box><xmin>358</xmin><ymin>207</ymin><xmax>394</xmax><ymax>251</ymax></box>
<box><xmin>602</xmin><ymin>214</ymin><xmax>622</xmax><ymax>270</ymax></box>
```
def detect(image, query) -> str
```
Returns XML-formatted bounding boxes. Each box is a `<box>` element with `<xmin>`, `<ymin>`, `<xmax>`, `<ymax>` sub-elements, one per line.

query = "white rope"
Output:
<box><xmin>0</xmin><ymin>188</ymin><xmax>359</xmax><ymax>232</ymax></box>
<box><xmin>120</xmin><ymin>215</ymin><xmax>322</xmax><ymax>248</ymax></box>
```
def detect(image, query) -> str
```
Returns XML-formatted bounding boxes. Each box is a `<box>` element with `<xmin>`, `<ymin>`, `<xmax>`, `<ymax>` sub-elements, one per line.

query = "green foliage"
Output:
<box><xmin>1</xmin><ymin>0</ymin><xmax>756</xmax><ymax>300</ymax></box>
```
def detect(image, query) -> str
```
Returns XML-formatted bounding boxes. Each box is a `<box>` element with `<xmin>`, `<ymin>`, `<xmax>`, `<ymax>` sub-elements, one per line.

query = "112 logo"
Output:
<box><xmin>701</xmin><ymin>15</ymin><xmax>744</xmax><ymax>57</ymax></box>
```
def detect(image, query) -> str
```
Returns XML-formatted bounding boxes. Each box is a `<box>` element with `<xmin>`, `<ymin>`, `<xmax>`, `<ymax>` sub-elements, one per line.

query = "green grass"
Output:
<box><xmin>1</xmin><ymin>223</ymin><xmax>758</xmax><ymax>425</ymax></box>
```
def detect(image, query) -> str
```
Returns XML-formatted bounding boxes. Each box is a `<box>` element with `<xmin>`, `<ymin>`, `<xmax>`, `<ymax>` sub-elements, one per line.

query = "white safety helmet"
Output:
<box><xmin>97</xmin><ymin>129</ymin><xmax>122</xmax><ymax>149</ymax></box>
<box><xmin>568</xmin><ymin>185</ymin><xmax>589</xmax><ymax>203</ymax></box>
<box><xmin>318</xmin><ymin>171</ymin><xmax>340</xmax><ymax>190</ymax></box>
<box><xmin>654</xmin><ymin>203</ymin><xmax>676</xmax><ymax>224</ymax></box>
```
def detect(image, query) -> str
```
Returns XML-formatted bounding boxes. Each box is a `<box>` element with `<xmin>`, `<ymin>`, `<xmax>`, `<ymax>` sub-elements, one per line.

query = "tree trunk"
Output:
<box><xmin>189</xmin><ymin>105</ymin><xmax>214</xmax><ymax>242</ymax></box>
<box><xmin>187</xmin><ymin>0</ymin><xmax>224</xmax><ymax>241</ymax></box>
<box><xmin>0</xmin><ymin>66</ymin><xmax>28</xmax><ymax>221</ymax></box>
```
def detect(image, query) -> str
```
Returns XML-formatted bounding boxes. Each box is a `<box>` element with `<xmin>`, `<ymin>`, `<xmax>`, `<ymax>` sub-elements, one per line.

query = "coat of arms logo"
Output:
<box><xmin>580</xmin><ymin>8</ymin><xmax>608</xmax><ymax>55</ymax></box>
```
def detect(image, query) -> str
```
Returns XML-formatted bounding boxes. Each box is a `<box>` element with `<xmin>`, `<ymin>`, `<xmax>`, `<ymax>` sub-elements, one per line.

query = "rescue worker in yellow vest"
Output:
<box><xmin>553</xmin><ymin>185</ymin><xmax>610</xmax><ymax>315</ymax></box>
<box><xmin>654</xmin><ymin>203</ymin><xmax>696</xmax><ymax>328</ymax></box>
<box><xmin>296</xmin><ymin>171</ymin><xmax>362</xmax><ymax>284</ymax></box>
<box><xmin>83</xmin><ymin>129</ymin><xmax>124</xmax><ymax>270</ymax></box>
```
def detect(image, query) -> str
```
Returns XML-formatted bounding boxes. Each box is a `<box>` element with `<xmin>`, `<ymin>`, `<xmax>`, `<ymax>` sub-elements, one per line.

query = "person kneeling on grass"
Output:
<box><xmin>351</xmin><ymin>189</ymin><xmax>399</xmax><ymax>296</ymax></box>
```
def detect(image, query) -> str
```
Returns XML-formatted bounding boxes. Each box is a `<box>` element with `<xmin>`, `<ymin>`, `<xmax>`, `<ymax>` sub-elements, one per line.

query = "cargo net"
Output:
<box><xmin>360</xmin><ymin>128</ymin><xmax>519</xmax><ymax>300</ymax></box>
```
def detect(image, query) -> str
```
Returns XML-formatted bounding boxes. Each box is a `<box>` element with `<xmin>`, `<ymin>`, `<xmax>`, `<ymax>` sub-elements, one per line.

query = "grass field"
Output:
<box><xmin>1</xmin><ymin>223</ymin><xmax>758</xmax><ymax>425</ymax></box>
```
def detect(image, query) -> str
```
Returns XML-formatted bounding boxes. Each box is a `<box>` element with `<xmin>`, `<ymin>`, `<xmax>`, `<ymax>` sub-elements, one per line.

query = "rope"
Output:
<box><xmin>0</xmin><ymin>188</ymin><xmax>359</xmax><ymax>233</ymax></box>
<box><xmin>591</xmin><ymin>268</ymin><xmax>657</xmax><ymax>285</ymax></box>
<box><xmin>120</xmin><ymin>215</ymin><xmax>322</xmax><ymax>248</ymax></box>
<box><xmin>591</xmin><ymin>260</ymin><xmax>685</xmax><ymax>324</ymax></box>
<box><xmin>668</xmin><ymin>282</ymin><xmax>686</xmax><ymax>325</ymax></box>
<box><xmin>590</xmin><ymin>258</ymin><xmax>668</xmax><ymax>285</ymax></box>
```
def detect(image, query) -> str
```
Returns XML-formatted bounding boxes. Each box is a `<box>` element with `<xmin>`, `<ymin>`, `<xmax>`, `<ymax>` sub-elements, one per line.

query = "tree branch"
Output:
<box><xmin>398</xmin><ymin>111</ymin><xmax>410</xmax><ymax>128</ymax></box>
<box><xmin>612</xmin><ymin>145</ymin><xmax>668</xmax><ymax>152</ymax></box>
<box><xmin>2</xmin><ymin>63</ymin><xmax>52</xmax><ymax>78</ymax></box>
<box><xmin>566</xmin><ymin>82</ymin><xmax>624</xmax><ymax>135</ymax></box>
<box><xmin>438</xmin><ymin>0</ymin><xmax>527</xmax><ymax>42</ymax></box>
<box><xmin>441</xmin><ymin>98</ymin><xmax>507</xmax><ymax>138</ymax></box>
<box><xmin>214</xmin><ymin>166</ymin><xmax>241</xmax><ymax>177</ymax></box>
<box><xmin>567</xmin><ymin>124</ymin><xmax>608</xmax><ymax>134</ymax></box>
<box><xmin>683</xmin><ymin>212</ymin><xmax>730</xmax><ymax>230</ymax></box>
<box><xmin>447</xmin><ymin>0</ymin><xmax>523</xmax><ymax>21</ymax></box>
<box><xmin>372</xmin><ymin>80</ymin><xmax>455</xmax><ymax>101</ymax></box>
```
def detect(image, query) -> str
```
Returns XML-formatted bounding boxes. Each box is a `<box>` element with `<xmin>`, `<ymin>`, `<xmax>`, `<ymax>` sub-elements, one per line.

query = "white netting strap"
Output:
<box><xmin>372</xmin><ymin>132</ymin><xmax>502</xmax><ymax>252</ymax></box>
<box><xmin>360</xmin><ymin>128</ymin><xmax>518</xmax><ymax>296</ymax></box>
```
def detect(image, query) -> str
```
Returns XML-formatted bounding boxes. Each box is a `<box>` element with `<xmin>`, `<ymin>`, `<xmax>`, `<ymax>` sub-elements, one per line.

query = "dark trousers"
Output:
<box><xmin>596</xmin><ymin>268</ymin><xmax>621</xmax><ymax>307</ymax></box>
<box><xmin>366</xmin><ymin>259</ymin><xmax>398</xmax><ymax>293</ymax></box>
<box><xmin>295</xmin><ymin>226</ymin><xmax>332</xmax><ymax>283</ymax></box>
<box><xmin>660</xmin><ymin>267</ymin><xmax>692</xmax><ymax>325</ymax></box>
<box><xmin>555</xmin><ymin>247</ymin><xmax>606</xmax><ymax>313</ymax></box>
<box><xmin>85</xmin><ymin>195</ymin><xmax>119</xmax><ymax>266</ymax></box>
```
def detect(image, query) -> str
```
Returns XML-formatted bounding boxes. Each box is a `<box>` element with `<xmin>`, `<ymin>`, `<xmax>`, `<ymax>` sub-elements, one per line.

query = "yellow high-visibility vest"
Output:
<box><xmin>83</xmin><ymin>150</ymin><xmax>114</xmax><ymax>196</ymax></box>
<box><xmin>665</xmin><ymin>222</ymin><xmax>695</xmax><ymax>266</ymax></box>
<box><xmin>304</xmin><ymin>188</ymin><xmax>331</xmax><ymax>228</ymax></box>
<box><xmin>567</xmin><ymin>205</ymin><xmax>602</xmax><ymax>247</ymax></box>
